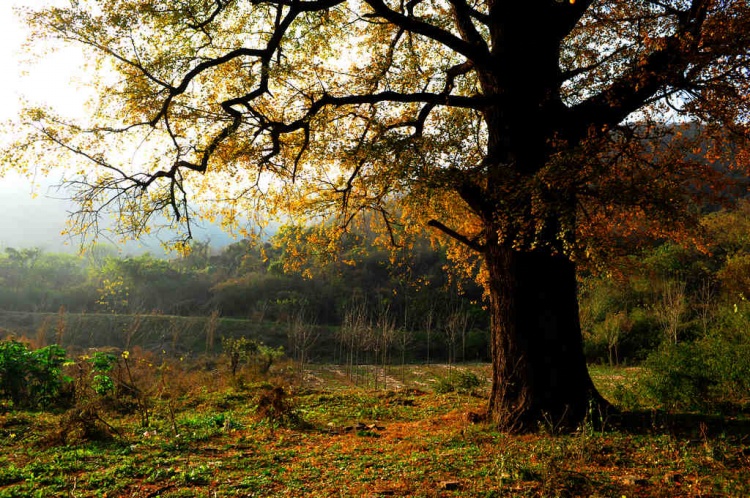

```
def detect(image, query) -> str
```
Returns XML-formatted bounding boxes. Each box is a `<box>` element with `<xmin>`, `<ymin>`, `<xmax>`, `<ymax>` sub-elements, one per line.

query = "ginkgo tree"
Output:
<box><xmin>6</xmin><ymin>0</ymin><xmax>750</xmax><ymax>430</ymax></box>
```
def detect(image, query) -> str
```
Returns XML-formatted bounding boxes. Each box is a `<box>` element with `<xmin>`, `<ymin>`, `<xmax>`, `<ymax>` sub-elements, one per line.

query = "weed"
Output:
<box><xmin>613</xmin><ymin>382</ymin><xmax>643</xmax><ymax>411</ymax></box>
<box><xmin>0</xmin><ymin>464</ymin><xmax>24</xmax><ymax>486</ymax></box>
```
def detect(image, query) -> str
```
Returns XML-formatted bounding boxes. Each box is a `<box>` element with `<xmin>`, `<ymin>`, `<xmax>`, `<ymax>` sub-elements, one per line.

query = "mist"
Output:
<box><xmin>0</xmin><ymin>173</ymin><xmax>236</xmax><ymax>255</ymax></box>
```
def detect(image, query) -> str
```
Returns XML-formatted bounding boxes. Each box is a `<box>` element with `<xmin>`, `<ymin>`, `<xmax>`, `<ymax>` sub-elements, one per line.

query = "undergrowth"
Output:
<box><xmin>0</xmin><ymin>342</ymin><xmax>747</xmax><ymax>497</ymax></box>
<box><xmin>2</xmin><ymin>385</ymin><xmax>744</xmax><ymax>497</ymax></box>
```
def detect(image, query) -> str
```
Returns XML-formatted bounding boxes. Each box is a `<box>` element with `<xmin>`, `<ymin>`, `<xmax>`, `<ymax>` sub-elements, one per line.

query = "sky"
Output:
<box><xmin>0</xmin><ymin>2</ymin><xmax>233</xmax><ymax>254</ymax></box>
<box><xmin>0</xmin><ymin>1</ymin><xmax>90</xmax><ymax>252</ymax></box>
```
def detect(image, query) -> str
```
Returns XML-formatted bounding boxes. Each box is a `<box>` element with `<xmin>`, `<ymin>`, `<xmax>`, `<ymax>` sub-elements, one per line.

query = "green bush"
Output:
<box><xmin>0</xmin><ymin>340</ymin><xmax>71</xmax><ymax>409</ymax></box>
<box><xmin>434</xmin><ymin>369</ymin><xmax>482</xmax><ymax>394</ymax></box>
<box><xmin>222</xmin><ymin>336</ymin><xmax>284</xmax><ymax>377</ymax></box>
<box><xmin>642</xmin><ymin>333</ymin><xmax>750</xmax><ymax>412</ymax></box>
<box><xmin>88</xmin><ymin>352</ymin><xmax>118</xmax><ymax>396</ymax></box>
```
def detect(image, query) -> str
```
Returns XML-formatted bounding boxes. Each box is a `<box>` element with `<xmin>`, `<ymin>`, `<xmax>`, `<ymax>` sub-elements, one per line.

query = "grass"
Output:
<box><xmin>0</xmin><ymin>362</ymin><xmax>748</xmax><ymax>497</ymax></box>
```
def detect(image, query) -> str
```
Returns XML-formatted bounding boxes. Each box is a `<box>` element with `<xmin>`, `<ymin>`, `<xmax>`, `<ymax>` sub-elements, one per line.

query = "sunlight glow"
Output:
<box><xmin>0</xmin><ymin>1</ymin><xmax>89</xmax><ymax>123</ymax></box>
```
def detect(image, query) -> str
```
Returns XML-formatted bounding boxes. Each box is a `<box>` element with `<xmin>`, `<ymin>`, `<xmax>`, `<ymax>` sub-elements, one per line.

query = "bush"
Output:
<box><xmin>0</xmin><ymin>340</ymin><xmax>71</xmax><ymax>409</ymax></box>
<box><xmin>434</xmin><ymin>369</ymin><xmax>482</xmax><ymax>394</ymax></box>
<box><xmin>88</xmin><ymin>352</ymin><xmax>118</xmax><ymax>396</ymax></box>
<box><xmin>255</xmin><ymin>386</ymin><xmax>304</xmax><ymax>427</ymax></box>
<box><xmin>642</xmin><ymin>333</ymin><xmax>750</xmax><ymax>412</ymax></box>
<box><xmin>222</xmin><ymin>336</ymin><xmax>284</xmax><ymax>377</ymax></box>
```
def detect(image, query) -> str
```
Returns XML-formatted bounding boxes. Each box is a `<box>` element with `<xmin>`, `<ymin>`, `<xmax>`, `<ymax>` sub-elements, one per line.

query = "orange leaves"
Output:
<box><xmin>572</xmin><ymin>122</ymin><xmax>733</xmax><ymax>270</ymax></box>
<box><xmin>6</xmin><ymin>0</ymin><xmax>748</xmax><ymax>289</ymax></box>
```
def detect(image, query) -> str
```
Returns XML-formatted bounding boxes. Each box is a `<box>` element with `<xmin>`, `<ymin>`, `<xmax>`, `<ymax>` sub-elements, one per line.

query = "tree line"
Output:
<box><xmin>2</xmin><ymin>199</ymin><xmax>750</xmax><ymax>367</ymax></box>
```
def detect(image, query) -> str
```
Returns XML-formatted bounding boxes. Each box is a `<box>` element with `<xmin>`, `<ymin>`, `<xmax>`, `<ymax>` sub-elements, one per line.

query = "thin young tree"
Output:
<box><xmin>395</xmin><ymin>325</ymin><xmax>414</xmax><ymax>384</ymax></box>
<box><xmin>695</xmin><ymin>277</ymin><xmax>716</xmax><ymax>337</ymax></box>
<box><xmin>374</xmin><ymin>304</ymin><xmax>397</xmax><ymax>389</ymax></box>
<box><xmin>444</xmin><ymin>305</ymin><xmax>470</xmax><ymax>378</ymax></box>
<box><xmin>338</xmin><ymin>299</ymin><xmax>369</xmax><ymax>384</ymax></box>
<box><xmin>10</xmin><ymin>0</ymin><xmax>750</xmax><ymax>430</ymax></box>
<box><xmin>657</xmin><ymin>280</ymin><xmax>688</xmax><ymax>345</ymax></box>
<box><xmin>423</xmin><ymin>306</ymin><xmax>435</xmax><ymax>367</ymax></box>
<box><xmin>287</xmin><ymin>305</ymin><xmax>319</xmax><ymax>379</ymax></box>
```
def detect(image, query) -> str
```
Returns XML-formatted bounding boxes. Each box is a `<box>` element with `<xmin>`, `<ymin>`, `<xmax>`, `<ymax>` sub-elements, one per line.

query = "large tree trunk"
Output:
<box><xmin>485</xmin><ymin>241</ymin><xmax>607</xmax><ymax>431</ymax></box>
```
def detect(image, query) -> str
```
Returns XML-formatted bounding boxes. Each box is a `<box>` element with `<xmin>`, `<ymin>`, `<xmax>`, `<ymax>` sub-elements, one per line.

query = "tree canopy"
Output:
<box><xmin>5</xmin><ymin>0</ymin><xmax>750</xmax><ymax>430</ymax></box>
<box><xmin>7</xmin><ymin>1</ymin><xmax>745</xmax><ymax>251</ymax></box>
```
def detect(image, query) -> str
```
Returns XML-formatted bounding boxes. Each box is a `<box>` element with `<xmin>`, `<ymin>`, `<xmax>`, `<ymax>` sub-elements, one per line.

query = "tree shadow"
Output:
<box><xmin>610</xmin><ymin>409</ymin><xmax>750</xmax><ymax>439</ymax></box>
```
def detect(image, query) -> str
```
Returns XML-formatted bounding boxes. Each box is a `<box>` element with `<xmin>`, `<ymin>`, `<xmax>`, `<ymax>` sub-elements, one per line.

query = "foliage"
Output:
<box><xmin>7</xmin><ymin>0</ymin><xmax>746</xmax><ymax>260</ymax></box>
<box><xmin>0</xmin><ymin>340</ymin><xmax>70</xmax><ymax>409</ymax></box>
<box><xmin>0</xmin><ymin>234</ymin><xmax>482</xmax><ymax>332</ymax></box>
<box><xmin>222</xmin><ymin>336</ymin><xmax>284</xmax><ymax>377</ymax></box>
<box><xmin>434</xmin><ymin>369</ymin><xmax>482</xmax><ymax>394</ymax></box>
<box><xmin>6</xmin><ymin>0</ymin><xmax>750</xmax><ymax>429</ymax></box>
<box><xmin>0</xmin><ymin>249</ymin><xmax>93</xmax><ymax>313</ymax></box>
<box><xmin>87</xmin><ymin>352</ymin><xmax>118</xmax><ymax>396</ymax></box>
<box><xmin>642</xmin><ymin>323</ymin><xmax>750</xmax><ymax>412</ymax></box>
<box><xmin>4</xmin><ymin>200</ymin><xmax>750</xmax><ymax>376</ymax></box>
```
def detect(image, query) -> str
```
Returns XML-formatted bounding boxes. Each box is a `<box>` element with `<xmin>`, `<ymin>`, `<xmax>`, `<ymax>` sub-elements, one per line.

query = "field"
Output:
<box><xmin>0</xmin><ymin>360</ymin><xmax>748</xmax><ymax>498</ymax></box>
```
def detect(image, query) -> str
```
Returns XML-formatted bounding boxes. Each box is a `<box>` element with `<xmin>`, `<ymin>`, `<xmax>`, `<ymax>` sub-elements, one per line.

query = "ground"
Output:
<box><xmin>0</xmin><ymin>363</ymin><xmax>748</xmax><ymax>497</ymax></box>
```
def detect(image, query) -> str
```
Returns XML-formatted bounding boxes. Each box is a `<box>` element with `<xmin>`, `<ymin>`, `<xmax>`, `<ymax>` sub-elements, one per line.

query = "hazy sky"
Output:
<box><xmin>0</xmin><ymin>1</ymin><xmax>79</xmax><ymax>252</ymax></box>
<box><xmin>0</xmin><ymin>3</ymin><xmax>233</xmax><ymax>253</ymax></box>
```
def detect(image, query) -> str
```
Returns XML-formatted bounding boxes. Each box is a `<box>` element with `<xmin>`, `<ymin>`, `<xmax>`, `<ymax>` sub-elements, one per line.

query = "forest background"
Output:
<box><xmin>2</xmin><ymin>195</ymin><xmax>750</xmax><ymax>392</ymax></box>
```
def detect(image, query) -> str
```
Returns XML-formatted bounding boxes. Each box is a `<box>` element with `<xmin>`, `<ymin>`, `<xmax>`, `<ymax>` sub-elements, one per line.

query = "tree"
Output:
<box><xmin>286</xmin><ymin>303</ymin><xmax>319</xmax><ymax>378</ymax></box>
<box><xmin>8</xmin><ymin>0</ymin><xmax>750</xmax><ymax>430</ymax></box>
<box><xmin>656</xmin><ymin>279</ymin><xmax>687</xmax><ymax>345</ymax></box>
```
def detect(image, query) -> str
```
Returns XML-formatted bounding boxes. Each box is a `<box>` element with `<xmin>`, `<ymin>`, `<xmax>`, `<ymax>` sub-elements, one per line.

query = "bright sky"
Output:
<box><xmin>0</xmin><ymin>1</ymin><xmax>89</xmax><ymax>251</ymax></box>
<box><xmin>0</xmin><ymin>3</ymin><xmax>272</xmax><ymax>254</ymax></box>
<box><xmin>0</xmin><ymin>1</ymin><xmax>88</xmax><ymax>121</ymax></box>
<box><xmin>0</xmin><ymin>2</ymin><xmax>233</xmax><ymax>253</ymax></box>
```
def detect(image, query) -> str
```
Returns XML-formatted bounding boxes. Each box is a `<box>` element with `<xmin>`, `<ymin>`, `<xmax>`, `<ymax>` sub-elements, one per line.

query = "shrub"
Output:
<box><xmin>255</xmin><ymin>386</ymin><xmax>304</xmax><ymax>427</ymax></box>
<box><xmin>642</xmin><ymin>333</ymin><xmax>750</xmax><ymax>412</ymax></box>
<box><xmin>433</xmin><ymin>376</ymin><xmax>455</xmax><ymax>394</ymax></box>
<box><xmin>642</xmin><ymin>343</ymin><xmax>712</xmax><ymax>411</ymax></box>
<box><xmin>222</xmin><ymin>336</ymin><xmax>284</xmax><ymax>377</ymax></box>
<box><xmin>454</xmin><ymin>370</ymin><xmax>482</xmax><ymax>391</ymax></box>
<box><xmin>0</xmin><ymin>340</ymin><xmax>71</xmax><ymax>409</ymax></box>
<box><xmin>88</xmin><ymin>351</ymin><xmax>118</xmax><ymax>396</ymax></box>
<box><xmin>434</xmin><ymin>369</ymin><xmax>482</xmax><ymax>394</ymax></box>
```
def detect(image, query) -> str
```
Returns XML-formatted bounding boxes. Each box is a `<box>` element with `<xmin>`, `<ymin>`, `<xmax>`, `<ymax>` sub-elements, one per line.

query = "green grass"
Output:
<box><xmin>0</xmin><ymin>363</ymin><xmax>747</xmax><ymax>497</ymax></box>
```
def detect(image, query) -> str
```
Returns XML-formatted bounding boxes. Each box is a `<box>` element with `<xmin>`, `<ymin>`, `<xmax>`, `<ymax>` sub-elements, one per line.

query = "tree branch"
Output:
<box><xmin>448</xmin><ymin>0</ymin><xmax>486</xmax><ymax>48</ymax></box>
<box><xmin>427</xmin><ymin>219</ymin><xmax>483</xmax><ymax>252</ymax></box>
<box><xmin>385</xmin><ymin>61</ymin><xmax>475</xmax><ymax>136</ymax></box>
<box><xmin>186</xmin><ymin>0</ymin><xmax>229</xmax><ymax>30</ymax></box>
<box><xmin>364</xmin><ymin>0</ymin><xmax>491</xmax><ymax>67</ymax></box>
<box><xmin>566</xmin><ymin>0</ymin><xmax>712</xmax><ymax>140</ymax></box>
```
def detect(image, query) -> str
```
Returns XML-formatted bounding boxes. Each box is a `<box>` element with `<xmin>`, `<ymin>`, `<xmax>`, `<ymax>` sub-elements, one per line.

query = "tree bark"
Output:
<box><xmin>485</xmin><ymin>242</ymin><xmax>607</xmax><ymax>431</ymax></box>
